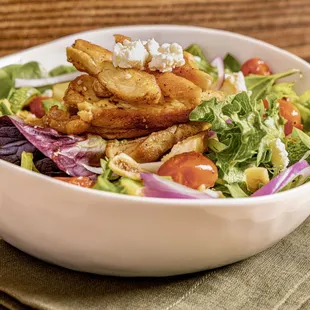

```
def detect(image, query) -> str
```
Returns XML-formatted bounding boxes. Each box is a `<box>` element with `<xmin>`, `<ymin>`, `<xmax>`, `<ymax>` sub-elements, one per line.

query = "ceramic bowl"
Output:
<box><xmin>0</xmin><ymin>25</ymin><xmax>309</xmax><ymax>277</ymax></box>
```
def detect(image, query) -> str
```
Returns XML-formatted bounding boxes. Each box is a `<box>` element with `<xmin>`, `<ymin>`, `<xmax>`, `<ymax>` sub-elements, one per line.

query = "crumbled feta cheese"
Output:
<box><xmin>144</xmin><ymin>38</ymin><xmax>160</xmax><ymax>60</ymax></box>
<box><xmin>270</xmin><ymin>138</ymin><xmax>289</xmax><ymax>170</ymax></box>
<box><xmin>221</xmin><ymin>71</ymin><xmax>247</xmax><ymax>95</ymax></box>
<box><xmin>112</xmin><ymin>39</ymin><xmax>149</xmax><ymax>70</ymax></box>
<box><xmin>112</xmin><ymin>38</ymin><xmax>185</xmax><ymax>72</ymax></box>
<box><xmin>148</xmin><ymin>42</ymin><xmax>185</xmax><ymax>72</ymax></box>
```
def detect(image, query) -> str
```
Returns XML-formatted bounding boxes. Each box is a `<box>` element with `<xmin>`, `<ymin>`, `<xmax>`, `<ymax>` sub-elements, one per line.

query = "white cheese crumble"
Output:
<box><xmin>112</xmin><ymin>38</ymin><xmax>185</xmax><ymax>72</ymax></box>
<box><xmin>112</xmin><ymin>39</ymin><xmax>149</xmax><ymax>70</ymax></box>
<box><xmin>148</xmin><ymin>42</ymin><xmax>185</xmax><ymax>72</ymax></box>
<box><xmin>143</xmin><ymin>38</ymin><xmax>160</xmax><ymax>60</ymax></box>
<box><xmin>220</xmin><ymin>71</ymin><xmax>247</xmax><ymax>95</ymax></box>
<box><xmin>226</xmin><ymin>72</ymin><xmax>247</xmax><ymax>92</ymax></box>
<box><xmin>270</xmin><ymin>138</ymin><xmax>289</xmax><ymax>170</ymax></box>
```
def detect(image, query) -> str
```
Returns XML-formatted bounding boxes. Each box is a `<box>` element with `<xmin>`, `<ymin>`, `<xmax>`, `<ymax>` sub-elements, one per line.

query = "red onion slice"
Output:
<box><xmin>251</xmin><ymin>160</ymin><xmax>310</xmax><ymax>197</ymax></box>
<box><xmin>140</xmin><ymin>172</ymin><xmax>215</xmax><ymax>199</ymax></box>
<box><xmin>211</xmin><ymin>56</ymin><xmax>225</xmax><ymax>90</ymax></box>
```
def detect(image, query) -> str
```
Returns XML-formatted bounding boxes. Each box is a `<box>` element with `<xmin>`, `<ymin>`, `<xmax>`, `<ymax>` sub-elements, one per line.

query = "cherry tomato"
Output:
<box><xmin>263</xmin><ymin>99</ymin><xmax>269</xmax><ymax>110</ymax></box>
<box><xmin>158</xmin><ymin>152</ymin><xmax>218</xmax><ymax>189</ymax></box>
<box><xmin>29</xmin><ymin>96</ymin><xmax>49</xmax><ymax>118</ymax></box>
<box><xmin>278</xmin><ymin>98</ymin><xmax>303</xmax><ymax>135</ymax></box>
<box><xmin>241</xmin><ymin>58</ymin><xmax>271</xmax><ymax>76</ymax></box>
<box><xmin>54</xmin><ymin>176</ymin><xmax>94</xmax><ymax>188</ymax></box>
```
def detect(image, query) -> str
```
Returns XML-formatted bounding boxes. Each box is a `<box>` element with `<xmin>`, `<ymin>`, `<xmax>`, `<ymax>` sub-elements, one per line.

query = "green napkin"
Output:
<box><xmin>1</xmin><ymin>217</ymin><xmax>310</xmax><ymax>310</ymax></box>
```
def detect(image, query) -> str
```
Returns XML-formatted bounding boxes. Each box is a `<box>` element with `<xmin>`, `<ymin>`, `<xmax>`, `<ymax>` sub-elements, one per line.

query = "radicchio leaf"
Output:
<box><xmin>1</xmin><ymin>116</ymin><xmax>107</xmax><ymax>177</ymax></box>
<box><xmin>0</xmin><ymin>116</ymin><xmax>65</xmax><ymax>176</ymax></box>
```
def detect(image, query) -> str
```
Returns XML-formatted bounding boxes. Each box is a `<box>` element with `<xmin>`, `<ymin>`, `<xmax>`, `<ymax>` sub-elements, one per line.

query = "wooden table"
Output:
<box><xmin>1</xmin><ymin>0</ymin><xmax>310</xmax><ymax>61</ymax></box>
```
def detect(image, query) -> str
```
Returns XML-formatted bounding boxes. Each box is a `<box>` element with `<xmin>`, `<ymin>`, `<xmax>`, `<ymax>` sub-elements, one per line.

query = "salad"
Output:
<box><xmin>1</xmin><ymin>35</ymin><xmax>310</xmax><ymax>199</ymax></box>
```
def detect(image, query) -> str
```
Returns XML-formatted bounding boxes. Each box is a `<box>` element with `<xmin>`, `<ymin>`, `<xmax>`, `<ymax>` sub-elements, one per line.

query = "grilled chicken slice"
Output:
<box><xmin>114</xmin><ymin>34</ymin><xmax>131</xmax><ymax>43</ymax></box>
<box><xmin>67</xmin><ymin>39</ymin><xmax>112</xmax><ymax>75</ymax></box>
<box><xmin>173</xmin><ymin>66</ymin><xmax>212</xmax><ymax>91</ymax></box>
<box><xmin>84</xmin><ymin>97</ymin><xmax>198</xmax><ymax>130</ymax></box>
<box><xmin>63</xmin><ymin>75</ymin><xmax>201</xmax><ymax>132</ymax></box>
<box><xmin>201</xmin><ymin>90</ymin><xmax>225</xmax><ymax>102</ymax></box>
<box><xmin>87</xmin><ymin>127</ymin><xmax>154</xmax><ymax>139</ymax></box>
<box><xmin>105</xmin><ymin>122</ymin><xmax>210</xmax><ymax>163</ymax></box>
<box><xmin>106</xmin><ymin>137</ymin><xmax>147</xmax><ymax>158</ymax></box>
<box><xmin>59</xmin><ymin>74</ymin><xmax>222</xmax><ymax>138</ymax></box>
<box><xmin>64</xmin><ymin>75</ymin><xmax>111</xmax><ymax>108</ymax></box>
<box><xmin>42</xmin><ymin>106</ymin><xmax>90</xmax><ymax>135</ymax></box>
<box><xmin>156</xmin><ymin>72</ymin><xmax>202</xmax><ymax>105</ymax></box>
<box><xmin>98</xmin><ymin>62</ymin><xmax>162</xmax><ymax>104</ymax></box>
<box><xmin>183</xmin><ymin>51</ymin><xmax>199</xmax><ymax>69</ymax></box>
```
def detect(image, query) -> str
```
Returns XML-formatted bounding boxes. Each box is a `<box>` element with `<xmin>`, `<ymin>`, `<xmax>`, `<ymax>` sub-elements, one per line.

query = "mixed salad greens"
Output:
<box><xmin>1</xmin><ymin>43</ymin><xmax>310</xmax><ymax>199</ymax></box>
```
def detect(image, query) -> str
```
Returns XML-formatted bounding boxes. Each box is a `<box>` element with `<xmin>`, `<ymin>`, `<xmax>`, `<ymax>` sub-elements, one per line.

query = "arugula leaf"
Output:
<box><xmin>0</xmin><ymin>62</ymin><xmax>46</xmax><ymax>100</ymax></box>
<box><xmin>49</xmin><ymin>65</ymin><xmax>76</xmax><ymax>77</ymax></box>
<box><xmin>245</xmin><ymin>69</ymin><xmax>300</xmax><ymax>101</ymax></box>
<box><xmin>184</xmin><ymin>44</ymin><xmax>217</xmax><ymax>78</ymax></box>
<box><xmin>224</xmin><ymin>53</ymin><xmax>241</xmax><ymax>73</ymax></box>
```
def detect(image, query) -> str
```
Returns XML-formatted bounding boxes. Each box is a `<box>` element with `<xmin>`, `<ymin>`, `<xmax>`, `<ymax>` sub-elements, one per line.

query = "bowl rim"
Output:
<box><xmin>1</xmin><ymin>24</ymin><xmax>310</xmax><ymax>207</ymax></box>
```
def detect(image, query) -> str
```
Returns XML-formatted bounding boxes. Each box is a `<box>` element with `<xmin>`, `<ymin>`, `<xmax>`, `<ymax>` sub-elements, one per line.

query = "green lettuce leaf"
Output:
<box><xmin>190</xmin><ymin>92</ymin><xmax>284</xmax><ymax>183</ymax></box>
<box><xmin>285</xmin><ymin>127</ymin><xmax>310</xmax><ymax>164</ymax></box>
<box><xmin>0</xmin><ymin>62</ymin><xmax>46</xmax><ymax>100</ymax></box>
<box><xmin>14</xmin><ymin>62</ymin><xmax>47</xmax><ymax>80</ymax></box>
<box><xmin>0</xmin><ymin>69</ymin><xmax>13</xmax><ymax>99</ymax></box>
<box><xmin>224</xmin><ymin>53</ymin><xmax>241</xmax><ymax>73</ymax></box>
<box><xmin>245</xmin><ymin>69</ymin><xmax>300</xmax><ymax>101</ymax></box>
<box><xmin>49</xmin><ymin>65</ymin><xmax>76</xmax><ymax>77</ymax></box>
<box><xmin>300</xmin><ymin>90</ymin><xmax>310</xmax><ymax>107</ymax></box>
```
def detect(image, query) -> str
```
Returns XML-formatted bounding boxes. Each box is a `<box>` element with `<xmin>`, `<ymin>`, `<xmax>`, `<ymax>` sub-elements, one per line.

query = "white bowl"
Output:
<box><xmin>0</xmin><ymin>25</ymin><xmax>310</xmax><ymax>277</ymax></box>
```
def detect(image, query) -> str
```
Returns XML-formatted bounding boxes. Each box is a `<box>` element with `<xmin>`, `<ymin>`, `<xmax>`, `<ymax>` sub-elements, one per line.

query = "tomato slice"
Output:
<box><xmin>29</xmin><ymin>96</ymin><xmax>49</xmax><ymax>118</ymax></box>
<box><xmin>241</xmin><ymin>58</ymin><xmax>271</xmax><ymax>76</ymax></box>
<box><xmin>158</xmin><ymin>152</ymin><xmax>218</xmax><ymax>189</ymax></box>
<box><xmin>54</xmin><ymin>176</ymin><xmax>94</xmax><ymax>188</ymax></box>
<box><xmin>278</xmin><ymin>98</ymin><xmax>303</xmax><ymax>135</ymax></box>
